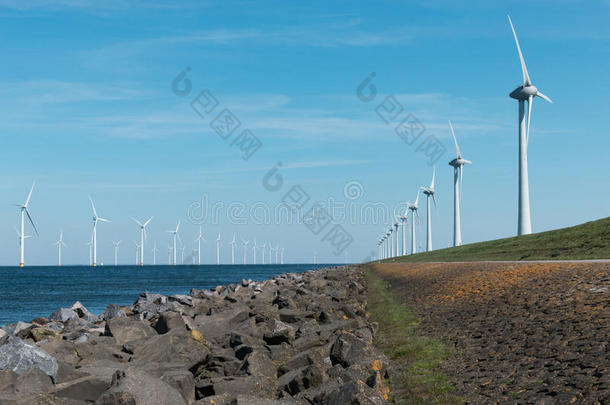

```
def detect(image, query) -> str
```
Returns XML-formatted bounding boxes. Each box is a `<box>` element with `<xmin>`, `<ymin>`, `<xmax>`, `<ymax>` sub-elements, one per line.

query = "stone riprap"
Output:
<box><xmin>0</xmin><ymin>266</ymin><xmax>390</xmax><ymax>404</ymax></box>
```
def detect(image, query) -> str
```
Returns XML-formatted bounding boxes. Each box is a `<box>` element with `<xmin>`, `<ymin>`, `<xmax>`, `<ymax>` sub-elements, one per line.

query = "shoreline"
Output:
<box><xmin>0</xmin><ymin>265</ymin><xmax>392</xmax><ymax>404</ymax></box>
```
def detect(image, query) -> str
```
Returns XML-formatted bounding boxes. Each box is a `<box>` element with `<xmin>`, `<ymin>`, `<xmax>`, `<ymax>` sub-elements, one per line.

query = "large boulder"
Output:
<box><xmin>194</xmin><ymin>306</ymin><xmax>250</xmax><ymax>343</ymax></box>
<box><xmin>0</xmin><ymin>336</ymin><xmax>58</xmax><ymax>381</ymax></box>
<box><xmin>195</xmin><ymin>376</ymin><xmax>278</xmax><ymax>400</ymax></box>
<box><xmin>49</xmin><ymin>307</ymin><xmax>79</xmax><ymax>323</ymax></box>
<box><xmin>263</xmin><ymin>320</ymin><xmax>295</xmax><ymax>345</ymax></box>
<box><xmin>71</xmin><ymin>301</ymin><xmax>99</xmax><ymax>323</ymax></box>
<box><xmin>154</xmin><ymin>311</ymin><xmax>186</xmax><ymax>334</ymax></box>
<box><xmin>329</xmin><ymin>331</ymin><xmax>372</xmax><ymax>368</ymax></box>
<box><xmin>104</xmin><ymin>317</ymin><xmax>156</xmax><ymax>346</ymax></box>
<box><xmin>96</xmin><ymin>367</ymin><xmax>187</xmax><ymax>405</ymax></box>
<box><xmin>131</xmin><ymin>329</ymin><xmax>210</xmax><ymax>370</ymax></box>
<box><xmin>102</xmin><ymin>304</ymin><xmax>126</xmax><ymax>321</ymax></box>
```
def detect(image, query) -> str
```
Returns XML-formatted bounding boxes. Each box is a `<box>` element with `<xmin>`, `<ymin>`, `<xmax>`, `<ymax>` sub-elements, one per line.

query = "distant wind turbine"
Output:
<box><xmin>400</xmin><ymin>213</ymin><xmax>408</xmax><ymax>256</ymax></box>
<box><xmin>112</xmin><ymin>240</ymin><xmax>121</xmax><ymax>266</ymax></box>
<box><xmin>166</xmin><ymin>221</ymin><xmax>180</xmax><ymax>266</ymax></box>
<box><xmin>508</xmin><ymin>16</ymin><xmax>552</xmax><ymax>235</ymax></box>
<box><xmin>280</xmin><ymin>247</ymin><xmax>284</xmax><ymax>264</ymax></box>
<box><xmin>268</xmin><ymin>243</ymin><xmax>273</xmax><ymax>265</ymax></box>
<box><xmin>242</xmin><ymin>239</ymin><xmax>249</xmax><ymax>264</ymax></box>
<box><xmin>15</xmin><ymin>182</ymin><xmax>38</xmax><ymax>267</ymax></box>
<box><xmin>313</xmin><ymin>251</ymin><xmax>317</xmax><ymax>265</ymax></box>
<box><xmin>152</xmin><ymin>241</ymin><xmax>159</xmax><ymax>265</ymax></box>
<box><xmin>131</xmin><ymin>216</ymin><xmax>152</xmax><ymax>266</ymax></box>
<box><xmin>407</xmin><ymin>191</ymin><xmax>420</xmax><ymax>254</ymax></box>
<box><xmin>86</xmin><ymin>237</ymin><xmax>92</xmax><ymax>265</ymax></box>
<box><xmin>448</xmin><ymin>121</ymin><xmax>472</xmax><ymax>246</ymax></box>
<box><xmin>53</xmin><ymin>230</ymin><xmax>68</xmax><ymax>266</ymax></box>
<box><xmin>230</xmin><ymin>234</ymin><xmax>236</xmax><ymax>265</ymax></box>
<box><xmin>134</xmin><ymin>241</ymin><xmax>140</xmax><ymax>265</ymax></box>
<box><xmin>195</xmin><ymin>226</ymin><xmax>205</xmax><ymax>265</ymax></box>
<box><xmin>275</xmin><ymin>245</ymin><xmax>279</xmax><ymax>265</ymax></box>
<box><xmin>421</xmin><ymin>167</ymin><xmax>436</xmax><ymax>252</ymax></box>
<box><xmin>252</xmin><ymin>239</ymin><xmax>257</xmax><ymax>265</ymax></box>
<box><xmin>89</xmin><ymin>196</ymin><xmax>110</xmax><ymax>267</ymax></box>
<box><xmin>216</xmin><ymin>233</ymin><xmax>221</xmax><ymax>265</ymax></box>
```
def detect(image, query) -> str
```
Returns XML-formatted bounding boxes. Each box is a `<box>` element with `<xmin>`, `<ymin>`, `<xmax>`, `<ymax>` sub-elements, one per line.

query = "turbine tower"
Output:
<box><xmin>16</xmin><ymin>182</ymin><xmax>38</xmax><ymax>267</ymax></box>
<box><xmin>508</xmin><ymin>15</ymin><xmax>552</xmax><ymax>235</ymax></box>
<box><xmin>421</xmin><ymin>167</ymin><xmax>436</xmax><ymax>252</ymax></box>
<box><xmin>112</xmin><ymin>240</ymin><xmax>121</xmax><ymax>266</ymax></box>
<box><xmin>216</xmin><ymin>233</ymin><xmax>221</xmax><ymax>265</ymax></box>
<box><xmin>152</xmin><ymin>241</ymin><xmax>159</xmax><ymax>265</ymax></box>
<box><xmin>268</xmin><ymin>243</ymin><xmax>273</xmax><ymax>265</ymax></box>
<box><xmin>230</xmin><ymin>234</ymin><xmax>236</xmax><ymax>265</ymax></box>
<box><xmin>131</xmin><ymin>216</ymin><xmax>152</xmax><ymax>266</ymax></box>
<box><xmin>260</xmin><ymin>242</ymin><xmax>266</xmax><ymax>265</ymax></box>
<box><xmin>242</xmin><ymin>239</ymin><xmax>249</xmax><ymax>264</ymax></box>
<box><xmin>195</xmin><ymin>226</ymin><xmax>205</xmax><ymax>265</ymax></box>
<box><xmin>407</xmin><ymin>191</ymin><xmax>420</xmax><ymax>254</ymax></box>
<box><xmin>134</xmin><ymin>241</ymin><xmax>140</xmax><ymax>265</ymax></box>
<box><xmin>448</xmin><ymin>121</ymin><xmax>472</xmax><ymax>247</ymax></box>
<box><xmin>86</xmin><ymin>238</ymin><xmax>92</xmax><ymax>265</ymax></box>
<box><xmin>53</xmin><ymin>231</ymin><xmax>67</xmax><ymax>266</ymax></box>
<box><xmin>275</xmin><ymin>245</ymin><xmax>279</xmax><ymax>264</ymax></box>
<box><xmin>252</xmin><ymin>239</ymin><xmax>257</xmax><ymax>265</ymax></box>
<box><xmin>393</xmin><ymin>222</ymin><xmax>399</xmax><ymax>257</ymax></box>
<box><xmin>280</xmin><ymin>247</ymin><xmax>284</xmax><ymax>264</ymax></box>
<box><xmin>166</xmin><ymin>221</ymin><xmax>180</xmax><ymax>266</ymax></box>
<box><xmin>400</xmin><ymin>214</ymin><xmax>408</xmax><ymax>256</ymax></box>
<box><xmin>89</xmin><ymin>196</ymin><xmax>110</xmax><ymax>267</ymax></box>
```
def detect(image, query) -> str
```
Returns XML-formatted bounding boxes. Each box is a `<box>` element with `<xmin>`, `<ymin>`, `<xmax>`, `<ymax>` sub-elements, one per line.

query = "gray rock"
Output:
<box><xmin>0</xmin><ymin>335</ymin><xmax>58</xmax><ymax>381</ymax></box>
<box><xmin>170</xmin><ymin>294</ymin><xmax>194</xmax><ymax>307</ymax></box>
<box><xmin>50</xmin><ymin>307</ymin><xmax>79</xmax><ymax>323</ymax></box>
<box><xmin>54</xmin><ymin>374</ymin><xmax>111</xmax><ymax>402</ymax></box>
<box><xmin>155</xmin><ymin>311</ymin><xmax>187</xmax><ymax>334</ymax></box>
<box><xmin>132</xmin><ymin>329</ymin><xmax>210</xmax><ymax>370</ymax></box>
<box><xmin>263</xmin><ymin>320</ymin><xmax>296</xmax><ymax>345</ymax></box>
<box><xmin>196</xmin><ymin>376</ymin><xmax>278</xmax><ymax>400</ymax></box>
<box><xmin>70</xmin><ymin>301</ymin><xmax>99</xmax><ymax>323</ymax></box>
<box><xmin>104</xmin><ymin>317</ymin><xmax>156</xmax><ymax>345</ymax></box>
<box><xmin>330</xmin><ymin>331</ymin><xmax>371</xmax><ymax>368</ymax></box>
<box><xmin>102</xmin><ymin>304</ymin><xmax>125</xmax><ymax>320</ymax></box>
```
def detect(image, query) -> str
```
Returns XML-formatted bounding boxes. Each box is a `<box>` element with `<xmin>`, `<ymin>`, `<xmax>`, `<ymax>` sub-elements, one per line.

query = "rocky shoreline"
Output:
<box><xmin>0</xmin><ymin>266</ymin><xmax>391</xmax><ymax>404</ymax></box>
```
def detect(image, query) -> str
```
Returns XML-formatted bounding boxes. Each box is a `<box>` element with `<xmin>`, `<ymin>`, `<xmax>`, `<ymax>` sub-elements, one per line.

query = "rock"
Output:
<box><xmin>195</xmin><ymin>393</ymin><xmax>233</xmax><ymax>404</ymax></box>
<box><xmin>264</xmin><ymin>320</ymin><xmax>296</xmax><ymax>345</ymax></box>
<box><xmin>0</xmin><ymin>329</ymin><xmax>6</xmax><ymax>340</ymax></box>
<box><xmin>40</xmin><ymin>340</ymin><xmax>79</xmax><ymax>366</ymax></box>
<box><xmin>0</xmin><ymin>335</ymin><xmax>58</xmax><ymax>381</ymax></box>
<box><xmin>195</xmin><ymin>306</ymin><xmax>250</xmax><ymax>342</ymax></box>
<box><xmin>54</xmin><ymin>374</ymin><xmax>111</xmax><ymax>402</ymax></box>
<box><xmin>71</xmin><ymin>301</ymin><xmax>99</xmax><ymax>323</ymax></box>
<box><xmin>170</xmin><ymin>294</ymin><xmax>194</xmax><ymax>307</ymax></box>
<box><xmin>132</xmin><ymin>329</ymin><xmax>210</xmax><ymax>370</ymax></box>
<box><xmin>155</xmin><ymin>311</ymin><xmax>186</xmax><ymax>334</ymax></box>
<box><xmin>102</xmin><ymin>304</ymin><xmax>125</xmax><ymax>320</ymax></box>
<box><xmin>96</xmin><ymin>367</ymin><xmax>187</xmax><ymax>405</ymax></box>
<box><xmin>231</xmin><ymin>396</ymin><xmax>301</xmax><ymax>404</ymax></box>
<box><xmin>159</xmin><ymin>368</ymin><xmax>196</xmax><ymax>405</ymax></box>
<box><xmin>50</xmin><ymin>307</ymin><xmax>79</xmax><ymax>323</ymax></box>
<box><xmin>330</xmin><ymin>331</ymin><xmax>371</xmax><ymax>368</ymax></box>
<box><xmin>11</xmin><ymin>321</ymin><xmax>34</xmax><ymax>338</ymax></box>
<box><xmin>316</xmin><ymin>380</ymin><xmax>388</xmax><ymax>404</ymax></box>
<box><xmin>239</xmin><ymin>351</ymin><xmax>276</xmax><ymax>379</ymax></box>
<box><xmin>196</xmin><ymin>376</ymin><xmax>278</xmax><ymax>400</ymax></box>
<box><xmin>29</xmin><ymin>327</ymin><xmax>60</xmax><ymax>343</ymax></box>
<box><xmin>104</xmin><ymin>317</ymin><xmax>156</xmax><ymax>345</ymax></box>
<box><xmin>0</xmin><ymin>367</ymin><xmax>54</xmax><ymax>403</ymax></box>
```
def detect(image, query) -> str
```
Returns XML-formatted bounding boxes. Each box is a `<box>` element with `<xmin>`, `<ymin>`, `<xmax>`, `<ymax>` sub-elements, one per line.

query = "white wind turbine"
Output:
<box><xmin>195</xmin><ymin>226</ymin><xmax>205</xmax><ymax>265</ymax></box>
<box><xmin>15</xmin><ymin>182</ymin><xmax>38</xmax><ymax>267</ymax></box>
<box><xmin>280</xmin><ymin>247</ymin><xmax>284</xmax><ymax>264</ymax></box>
<box><xmin>216</xmin><ymin>233</ymin><xmax>221</xmax><ymax>265</ymax></box>
<box><xmin>230</xmin><ymin>234</ymin><xmax>236</xmax><ymax>265</ymax></box>
<box><xmin>85</xmin><ymin>237</ymin><xmax>93</xmax><ymax>265</ymax></box>
<box><xmin>166</xmin><ymin>221</ymin><xmax>180</xmax><ymax>266</ymax></box>
<box><xmin>181</xmin><ymin>246</ymin><xmax>185</xmax><ymax>265</ymax></box>
<box><xmin>275</xmin><ymin>245</ymin><xmax>279</xmax><ymax>265</ymax></box>
<box><xmin>133</xmin><ymin>241</ymin><xmax>140</xmax><ymax>265</ymax></box>
<box><xmin>131</xmin><ymin>216</ymin><xmax>152</xmax><ymax>266</ymax></box>
<box><xmin>400</xmin><ymin>213</ymin><xmax>408</xmax><ymax>256</ymax></box>
<box><xmin>313</xmin><ymin>251</ymin><xmax>317</xmax><ymax>265</ymax></box>
<box><xmin>448</xmin><ymin>121</ymin><xmax>472</xmax><ymax>247</ymax></box>
<box><xmin>53</xmin><ymin>231</ymin><xmax>68</xmax><ymax>266</ymax></box>
<box><xmin>508</xmin><ymin>16</ymin><xmax>552</xmax><ymax>235</ymax></box>
<box><xmin>268</xmin><ymin>243</ymin><xmax>273</xmax><ymax>265</ymax></box>
<box><xmin>407</xmin><ymin>191</ymin><xmax>420</xmax><ymax>254</ymax></box>
<box><xmin>260</xmin><ymin>242</ymin><xmax>266</xmax><ymax>265</ymax></box>
<box><xmin>252</xmin><ymin>239</ymin><xmax>257</xmax><ymax>265</ymax></box>
<box><xmin>89</xmin><ymin>196</ymin><xmax>110</xmax><ymax>267</ymax></box>
<box><xmin>242</xmin><ymin>239</ymin><xmax>249</xmax><ymax>264</ymax></box>
<box><xmin>168</xmin><ymin>245</ymin><xmax>172</xmax><ymax>265</ymax></box>
<box><xmin>421</xmin><ymin>167</ymin><xmax>437</xmax><ymax>252</ymax></box>
<box><xmin>393</xmin><ymin>222</ymin><xmax>399</xmax><ymax>257</ymax></box>
<box><xmin>112</xmin><ymin>240</ymin><xmax>121</xmax><ymax>266</ymax></box>
<box><xmin>152</xmin><ymin>241</ymin><xmax>159</xmax><ymax>265</ymax></box>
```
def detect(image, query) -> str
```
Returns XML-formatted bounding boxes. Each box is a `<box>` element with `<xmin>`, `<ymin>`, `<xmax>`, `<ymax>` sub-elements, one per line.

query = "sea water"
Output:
<box><xmin>0</xmin><ymin>264</ymin><xmax>330</xmax><ymax>326</ymax></box>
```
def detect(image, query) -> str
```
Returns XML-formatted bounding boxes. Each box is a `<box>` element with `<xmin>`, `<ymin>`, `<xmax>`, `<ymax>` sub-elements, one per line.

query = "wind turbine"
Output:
<box><xmin>508</xmin><ymin>15</ymin><xmax>552</xmax><ymax>235</ymax></box>
<box><xmin>421</xmin><ymin>167</ymin><xmax>436</xmax><ymax>252</ymax></box>
<box><xmin>166</xmin><ymin>221</ymin><xmax>180</xmax><ymax>265</ymax></box>
<box><xmin>89</xmin><ymin>196</ymin><xmax>110</xmax><ymax>267</ymax></box>
<box><xmin>131</xmin><ymin>216</ymin><xmax>152</xmax><ymax>266</ymax></box>
<box><xmin>252</xmin><ymin>239</ymin><xmax>257</xmax><ymax>265</ymax></box>
<box><xmin>195</xmin><ymin>226</ymin><xmax>205</xmax><ymax>265</ymax></box>
<box><xmin>112</xmin><ymin>240</ymin><xmax>121</xmax><ymax>266</ymax></box>
<box><xmin>268</xmin><ymin>243</ymin><xmax>273</xmax><ymax>265</ymax></box>
<box><xmin>134</xmin><ymin>241</ymin><xmax>140</xmax><ymax>265</ymax></box>
<box><xmin>15</xmin><ymin>182</ymin><xmax>38</xmax><ymax>267</ymax></box>
<box><xmin>313</xmin><ymin>251</ymin><xmax>317</xmax><ymax>265</ymax></box>
<box><xmin>280</xmin><ymin>247</ymin><xmax>284</xmax><ymax>264</ymax></box>
<box><xmin>52</xmin><ymin>231</ymin><xmax>68</xmax><ymax>266</ymax></box>
<box><xmin>407</xmin><ymin>191</ymin><xmax>420</xmax><ymax>254</ymax></box>
<box><xmin>86</xmin><ymin>237</ymin><xmax>92</xmax><ymax>265</ymax></box>
<box><xmin>400</xmin><ymin>214</ymin><xmax>408</xmax><ymax>256</ymax></box>
<box><xmin>448</xmin><ymin>121</ymin><xmax>472</xmax><ymax>247</ymax></box>
<box><xmin>242</xmin><ymin>239</ymin><xmax>249</xmax><ymax>264</ymax></box>
<box><xmin>393</xmin><ymin>222</ymin><xmax>399</xmax><ymax>257</ymax></box>
<box><xmin>216</xmin><ymin>233</ymin><xmax>221</xmax><ymax>265</ymax></box>
<box><xmin>152</xmin><ymin>241</ymin><xmax>159</xmax><ymax>265</ymax></box>
<box><xmin>168</xmin><ymin>245</ymin><xmax>173</xmax><ymax>265</ymax></box>
<box><xmin>260</xmin><ymin>242</ymin><xmax>266</xmax><ymax>265</ymax></box>
<box><xmin>181</xmin><ymin>246</ymin><xmax>185</xmax><ymax>265</ymax></box>
<box><xmin>230</xmin><ymin>234</ymin><xmax>236</xmax><ymax>265</ymax></box>
<box><xmin>275</xmin><ymin>245</ymin><xmax>279</xmax><ymax>265</ymax></box>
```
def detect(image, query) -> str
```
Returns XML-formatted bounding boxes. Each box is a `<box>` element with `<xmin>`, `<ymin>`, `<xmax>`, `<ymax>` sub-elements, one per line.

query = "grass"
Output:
<box><xmin>382</xmin><ymin>216</ymin><xmax>610</xmax><ymax>263</ymax></box>
<box><xmin>364</xmin><ymin>266</ymin><xmax>464</xmax><ymax>405</ymax></box>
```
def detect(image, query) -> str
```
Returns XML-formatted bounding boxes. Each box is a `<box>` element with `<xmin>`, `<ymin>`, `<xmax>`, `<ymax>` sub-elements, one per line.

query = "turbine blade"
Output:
<box><xmin>508</xmin><ymin>15</ymin><xmax>531</xmax><ymax>86</ymax></box>
<box><xmin>25</xmin><ymin>208</ymin><xmax>39</xmax><ymax>236</ymax></box>
<box><xmin>143</xmin><ymin>217</ymin><xmax>153</xmax><ymax>227</ymax></box>
<box><xmin>98</xmin><ymin>217</ymin><xmax>110</xmax><ymax>223</ymax></box>
<box><xmin>131</xmin><ymin>217</ymin><xmax>143</xmax><ymax>227</ymax></box>
<box><xmin>526</xmin><ymin>95</ymin><xmax>533</xmax><ymax>147</ymax></box>
<box><xmin>175</xmin><ymin>221</ymin><xmax>180</xmax><ymax>233</ymax></box>
<box><xmin>24</xmin><ymin>181</ymin><xmax>35</xmax><ymax>207</ymax></box>
<box><xmin>537</xmin><ymin>91</ymin><xmax>553</xmax><ymax>103</ymax></box>
<box><xmin>448</xmin><ymin>120</ymin><xmax>461</xmax><ymax>158</ymax></box>
<box><xmin>430</xmin><ymin>166</ymin><xmax>435</xmax><ymax>189</ymax></box>
<box><xmin>89</xmin><ymin>195</ymin><xmax>98</xmax><ymax>218</ymax></box>
<box><xmin>14</xmin><ymin>226</ymin><xmax>20</xmax><ymax>237</ymax></box>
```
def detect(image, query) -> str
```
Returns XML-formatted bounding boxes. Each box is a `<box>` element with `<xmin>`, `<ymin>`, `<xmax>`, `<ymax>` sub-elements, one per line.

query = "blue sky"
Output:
<box><xmin>0</xmin><ymin>0</ymin><xmax>608</xmax><ymax>265</ymax></box>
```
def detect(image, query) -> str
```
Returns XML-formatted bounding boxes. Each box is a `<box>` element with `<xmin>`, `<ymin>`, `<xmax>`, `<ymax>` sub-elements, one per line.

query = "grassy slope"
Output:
<box><xmin>383</xmin><ymin>217</ymin><xmax>610</xmax><ymax>263</ymax></box>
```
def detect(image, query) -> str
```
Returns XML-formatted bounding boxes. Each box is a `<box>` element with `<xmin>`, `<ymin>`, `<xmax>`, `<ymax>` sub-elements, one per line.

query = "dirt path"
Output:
<box><xmin>370</xmin><ymin>262</ymin><xmax>609</xmax><ymax>404</ymax></box>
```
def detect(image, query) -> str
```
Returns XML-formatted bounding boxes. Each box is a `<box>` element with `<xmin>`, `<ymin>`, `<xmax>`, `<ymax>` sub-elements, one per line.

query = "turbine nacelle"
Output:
<box><xmin>449</xmin><ymin>157</ymin><xmax>472</xmax><ymax>167</ymax></box>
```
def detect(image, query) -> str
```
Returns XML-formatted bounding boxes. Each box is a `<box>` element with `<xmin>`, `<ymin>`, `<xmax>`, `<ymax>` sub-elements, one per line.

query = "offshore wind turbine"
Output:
<box><xmin>216</xmin><ymin>233</ymin><xmax>221</xmax><ymax>265</ymax></box>
<box><xmin>166</xmin><ymin>221</ymin><xmax>180</xmax><ymax>266</ymax></box>
<box><xmin>195</xmin><ymin>226</ymin><xmax>205</xmax><ymax>265</ymax></box>
<box><xmin>421</xmin><ymin>167</ymin><xmax>437</xmax><ymax>252</ymax></box>
<box><xmin>89</xmin><ymin>196</ymin><xmax>110</xmax><ymax>267</ymax></box>
<box><xmin>448</xmin><ymin>121</ymin><xmax>472</xmax><ymax>247</ymax></box>
<box><xmin>131</xmin><ymin>216</ymin><xmax>152</xmax><ymax>266</ymax></box>
<box><xmin>268</xmin><ymin>243</ymin><xmax>273</xmax><ymax>265</ymax></box>
<box><xmin>230</xmin><ymin>234</ymin><xmax>236</xmax><ymax>265</ymax></box>
<box><xmin>508</xmin><ymin>15</ymin><xmax>552</xmax><ymax>235</ymax></box>
<box><xmin>86</xmin><ymin>238</ymin><xmax>92</xmax><ymax>265</ymax></box>
<box><xmin>152</xmin><ymin>241</ymin><xmax>159</xmax><ymax>265</ymax></box>
<box><xmin>134</xmin><ymin>241</ymin><xmax>140</xmax><ymax>265</ymax></box>
<box><xmin>112</xmin><ymin>240</ymin><xmax>121</xmax><ymax>266</ymax></box>
<box><xmin>281</xmin><ymin>247</ymin><xmax>284</xmax><ymax>264</ymax></box>
<box><xmin>53</xmin><ymin>231</ymin><xmax>68</xmax><ymax>266</ymax></box>
<box><xmin>15</xmin><ymin>182</ymin><xmax>38</xmax><ymax>267</ymax></box>
<box><xmin>407</xmin><ymin>191</ymin><xmax>420</xmax><ymax>254</ymax></box>
<box><xmin>242</xmin><ymin>239</ymin><xmax>249</xmax><ymax>264</ymax></box>
<box><xmin>252</xmin><ymin>239</ymin><xmax>257</xmax><ymax>265</ymax></box>
<box><xmin>181</xmin><ymin>246</ymin><xmax>185</xmax><ymax>265</ymax></box>
<box><xmin>275</xmin><ymin>245</ymin><xmax>279</xmax><ymax>265</ymax></box>
<box><xmin>260</xmin><ymin>242</ymin><xmax>266</xmax><ymax>265</ymax></box>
